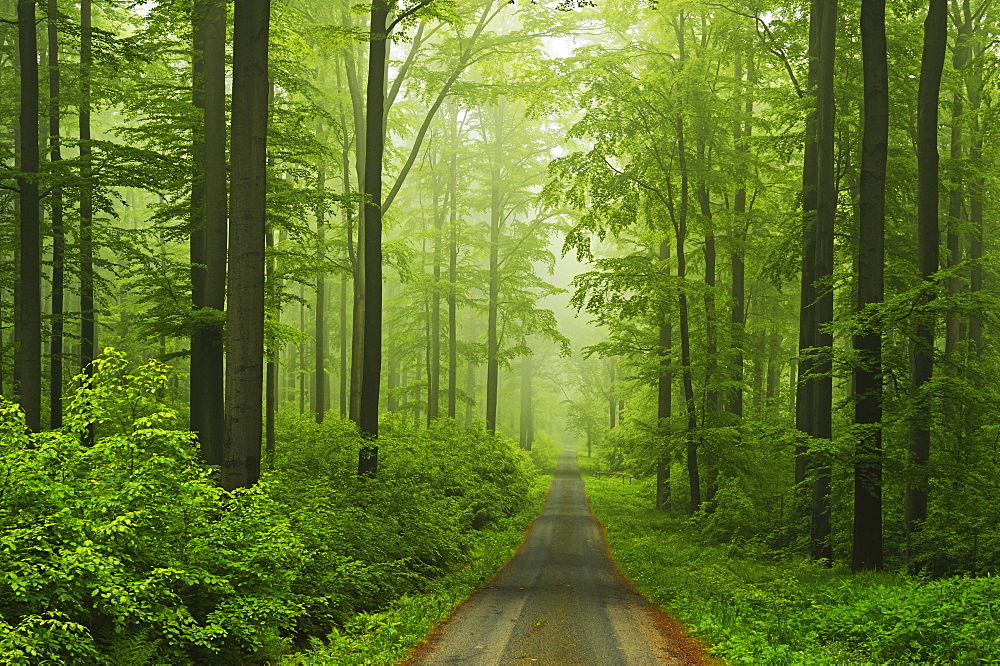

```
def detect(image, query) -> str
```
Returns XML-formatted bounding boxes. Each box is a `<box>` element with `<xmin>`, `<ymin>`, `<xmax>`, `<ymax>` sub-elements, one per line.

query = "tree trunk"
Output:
<box><xmin>674</xmin><ymin>116</ymin><xmax>700</xmax><ymax>514</ymax></box>
<box><xmin>191</xmin><ymin>0</ymin><xmax>227</xmax><ymax>465</ymax></box>
<box><xmin>79</xmin><ymin>0</ymin><xmax>96</xmax><ymax>422</ymax></box>
<box><xmin>427</xmin><ymin>175</ymin><xmax>443</xmax><ymax>424</ymax></box>
<box><xmin>447</xmin><ymin>117</ymin><xmax>459</xmax><ymax>419</ymax></box>
<box><xmin>810</xmin><ymin>0</ymin><xmax>837</xmax><ymax>564</ymax></box>
<box><xmin>656</xmin><ymin>238</ymin><xmax>673</xmax><ymax>511</ymax></box>
<box><xmin>485</xmin><ymin>105</ymin><xmax>503</xmax><ymax>433</ymax></box>
<box><xmin>905</xmin><ymin>0</ymin><xmax>946</xmax><ymax>549</ymax></box>
<box><xmin>222</xmin><ymin>0</ymin><xmax>269</xmax><ymax>491</ymax></box>
<box><xmin>852</xmin><ymin>0</ymin><xmax>888</xmax><ymax>572</ymax></box>
<box><xmin>47</xmin><ymin>0</ymin><xmax>64</xmax><ymax>430</ymax></box>
<box><xmin>314</xmin><ymin>165</ymin><xmax>328</xmax><ymax>424</ymax></box>
<box><xmin>519</xmin><ymin>356</ymin><xmax>535</xmax><ymax>451</ymax></box>
<box><xmin>16</xmin><ymin>0</ymin><xmax>41</xmax><ymax>431</ymax></box>
<box><xmin>465</xmin><ymin>362</ymin><xmax>475</xmax><ymax>427</ymax></box>
<box><xmin>358</xmin><ymin>0</ymin><xmax>389</xmax><ymax>474</ymax></box>
<box><xmin>340</xmin><ymin>274</ymin><xmax>348</xmax><ymax>417</ymax></box>
<box><xmin>265</xmin><ymin>226</ymin><xmax>276</xmax><ymax>461</ymax></box>
<box><xmin>729</xmin><ymin>56</ymin><xmax>751</xmax><ymax>426</ymax></box>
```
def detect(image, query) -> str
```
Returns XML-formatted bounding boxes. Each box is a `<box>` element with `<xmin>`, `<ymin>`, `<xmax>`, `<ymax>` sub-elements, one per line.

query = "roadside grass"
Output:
<box><xmin>580</xmin><ymin>457</ymin><xmax>1000</xmax><ymax>665</ymax></box>
<box><xmin>283</xmin><ymin>473</ymin><xmax>551</xmax><ymax>666</ymax></box>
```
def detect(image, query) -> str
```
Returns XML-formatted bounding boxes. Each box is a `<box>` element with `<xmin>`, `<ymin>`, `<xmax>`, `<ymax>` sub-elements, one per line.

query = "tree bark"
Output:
<box><xmin>47</xmin><ymin>0</ymin><xmax>64</xmax><ymax>430</ymax></box>
<box><xmin>79</xmin><ymin>0</ymin><xmax>96</xmax><ymax>412</ymax></box>
<box><xmin>905</xmin><ymin>0</ymin><xmax>946</xmax><ymax>548</ymax></box>
<box><xmin>314</xmin><ymin>165</ymin><xmax>328</xmax><ymax>424</ymax></box>
<box><xmin>222</xmin><ymin>0</ymin><xmax>269</xmax><ymax>490</ymax></box>
<box><xmin>447</xmin><ymin>122</ymin><xmax>459</xmax><ymax>419</ymax></box>
<box><xmin>519</xmin><ymin>357</ymin><xmax>533</xmax><ymax>450</ymax></box>
<box><xmin>852</xmin><ymin>0</ymin><xmax>888</xmax><ymax>571</ymax></box>
<box><xmin>485</xmin><ymin>104</ymin><xmax>504</xmax><ymax>433</ymax></box>
<box><xmin>16</xmin><ymin>0</ymin><xmax>41</xmax><ymax>431</ymax></box>
<box><xmin>810</xmin><ymin>0</ymin><xmax>837</xmax><ymax>564</ymax></box>
<box><xmin>358</xmin><ymin>0</ymin><xmax>389</xmax><ymax>474</ymax></box>
<box><xmin>656</xmin><ymin>239</ymin><xmax>673</xmax><ymax>511</ymax></box>
<box><xmin>674</xmin><ymin>116</ymin><xmax>700</xmax><ymax>514</ymax></box>
<box><xmin>191</xmin><ymin>0</ymin><xmax>227</xmax><ymax>465</ymax></box>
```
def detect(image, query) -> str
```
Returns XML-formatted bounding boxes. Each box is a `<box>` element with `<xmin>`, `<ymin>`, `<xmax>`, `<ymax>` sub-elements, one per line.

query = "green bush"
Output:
<box><xmin>585</xmin><ymin>471</ymin><xmax>1000</xmax><ymax>665</ymax></box>
<box><xmin>0</xmin><ymin>349</ymin><xmax>539</xmax><ymax>663</ymax></box>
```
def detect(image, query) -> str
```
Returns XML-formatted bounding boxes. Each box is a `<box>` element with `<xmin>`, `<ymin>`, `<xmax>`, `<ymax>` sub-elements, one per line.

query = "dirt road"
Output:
<box><xmin>405</xmin><ymin>449</ymin><xmax>710</xmax><ymax>665</ymax></box>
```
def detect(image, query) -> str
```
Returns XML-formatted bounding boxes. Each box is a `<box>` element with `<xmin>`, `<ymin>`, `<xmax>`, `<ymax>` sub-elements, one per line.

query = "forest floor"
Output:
<box><xmin>403</xmin><ymin>448</ymin><xmax>713</xmax><ymax>665</ymax></box>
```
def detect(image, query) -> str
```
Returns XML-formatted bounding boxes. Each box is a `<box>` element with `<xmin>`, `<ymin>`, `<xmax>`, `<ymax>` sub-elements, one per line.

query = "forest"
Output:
<box><xmin>2</xmin><ymin>0</ymin><xmax>1000</xmax><ymax>662</ymax></box>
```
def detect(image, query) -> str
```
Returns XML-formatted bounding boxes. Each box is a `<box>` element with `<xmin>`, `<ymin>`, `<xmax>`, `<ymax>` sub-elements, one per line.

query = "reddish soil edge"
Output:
<box><xmin>583</xmin><ymin>486</ymin><xmax>721</xmax><ymax>666</ymax></box>
<box><xmin>399</xmin><ymin>477</ymin><xmax>555</xmax><ymax>665</ymax></box>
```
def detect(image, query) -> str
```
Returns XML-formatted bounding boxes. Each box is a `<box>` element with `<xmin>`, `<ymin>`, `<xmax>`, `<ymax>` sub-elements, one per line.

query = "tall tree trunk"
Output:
<box><xmin>314</xmin><ymin>165</ymin><xmax>328</xmax><ymax>424</ymax></box>
<box><xmin>656</xmin><ymin>238</ymin><xmax>673</xmax><ymax>511</ymax></box>
<box><xmin>16</xmin><ymin>0</ymin><xmax>41</xmax><ymax>431</ymax></box>
<box><xmin>465</xmin><ymin>362</ymin><xmax>475</xmax><ymax>427</ymax></box>
<box><xmin>485</xmin><ymin>105</ymin><xmax>503</xmax><ymax>433</ymax></box>
<box><xmin>698</xmin><ymin>171</ymin><xmax>720</xmax><ymax>507</ymax></box>
<box><xmin>519</xmin><ymin>357</ymin><xmax>533</xmax><ymax>450</ymax></box>
<box><xmin>795</xmin><ymin>0</ymin><xmax>823</xmax><ymax>502</ymax></box>
<box><xmin>905</xmin><ymin>0</ymin><xmax>946</xmax><ymax>548</ymax></box>
<box><xmin>79</xmin><ymin>0</ymin><xmax>95</xmax><ymax>411</ymax></box>
<box><xmin>340</xmin><ymin>274</ymin><xmax>348</xmax><ymax>417</ymax></box>
<box><xmin>222</xmin><ymin>0</ymin><xmax>270</xmax><ymax>490</ymax></box>
<box><xmin>427</xmin><ymin>174</ymin><xmax>443</xmax><ymax>424</ymax></box>
<box><xmin>358</xmin><ymin>0</ymin><xmax>389</xmax><ymax>474</ymax></box>
<box><xmin>967</xmin><ymin>36</ymin><xmax>984</xmax><ymax>357</ymax></box>
<box><xmin>852</xmin><ymin>0</ymin><xmax>888</xmax><ymax>571</ymax></box>
<box><xmin>608</xmin><ymin>359</ymin><xmax>616</xmax><ymax>430</ymax></box>
<box><xmin>729</xmin><ymin>57</ymin><xmax>751</xmax><ymax>427</ymax></box>
<box><xmin>265</xmin><ymin>226</ymin><xmax>276</xmax><ymax>461</ymax></box>
<box><xmin>674</xmin><ymin>116</ymin><xmax>700</xmax><ymax>514</ymax></box>
<box><xmin>810</xmin><ymin>0</ymin><xmax>837</xmax><ymax>564</ymax></box>
<box><xmin>47</xmin><ymin>0</ymin><xmax>64</xmax><ymax>429</ymax></box>
<box><xmin>191</xmin><ymin>0</ymin><xmax>227</xmax><ymax>465</ymax></box>
<box><xmin>447</xmin><ymin>110</ymin><xmax>459</xmax><ymax>419</ymax></box>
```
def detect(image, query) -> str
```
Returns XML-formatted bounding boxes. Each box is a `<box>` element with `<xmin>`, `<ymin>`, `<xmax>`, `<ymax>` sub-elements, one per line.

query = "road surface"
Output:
<box><xmin>405</xmin><ymin>449</ymin><xmax>710</xmax><ymax>665</ymax></box>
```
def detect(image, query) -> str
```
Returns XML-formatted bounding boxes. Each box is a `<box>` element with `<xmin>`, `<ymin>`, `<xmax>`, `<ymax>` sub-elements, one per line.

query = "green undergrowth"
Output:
<box><xmin>0</xmin><ymin>350</ymin><xmax>549</xmax><ymax>664</ymax></box>
<box><xmin>581</xmin><ymin>457</ymin><xmax>1000</xmax><ymax>665</ymax></box>
<box><xmin>285</xmin><ymin>473</ymin><xmax>549</xmax><ymax>665</ymax></box>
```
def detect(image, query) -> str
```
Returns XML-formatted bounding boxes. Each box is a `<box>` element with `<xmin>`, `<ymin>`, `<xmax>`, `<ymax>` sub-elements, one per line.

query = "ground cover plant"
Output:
<box><xmin>0</xmin><ymin>351</ymin><xmax>544</xmax><ymax>664</ymax></box>
<box><xmin>581</xmin><ymin>458</ymin><xmax>1000</xmax><ymax>665</ymax></box>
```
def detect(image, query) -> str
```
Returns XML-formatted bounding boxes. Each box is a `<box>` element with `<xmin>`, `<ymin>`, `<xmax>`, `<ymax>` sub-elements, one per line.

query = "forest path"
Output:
<box><xmin>404</xmin><ymin>449</ymin><xmax>711</xmax><ymax>665</ymax></box>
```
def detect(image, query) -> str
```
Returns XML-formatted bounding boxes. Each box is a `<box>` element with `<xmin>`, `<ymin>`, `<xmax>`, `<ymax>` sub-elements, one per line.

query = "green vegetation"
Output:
<box><xmin>0</xmin><ymin>351</ymin><xmax>545</xmax><ymax>664</ymax></box>
<box><xmin>583</xmin><ymin>462</ymin><xmax>1000</xmax><ymax>665</ymax></box>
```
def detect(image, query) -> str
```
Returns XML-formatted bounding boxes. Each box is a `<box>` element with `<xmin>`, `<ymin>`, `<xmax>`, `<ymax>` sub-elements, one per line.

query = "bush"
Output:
<box><xmin>0</xmin><ymin>350</ymin><xmax>539</xmax><ymax>663</ymax></box>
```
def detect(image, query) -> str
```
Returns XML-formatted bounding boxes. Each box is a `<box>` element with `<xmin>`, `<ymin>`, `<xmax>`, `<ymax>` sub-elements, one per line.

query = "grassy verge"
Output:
<box><xmin>580</xmin><ymin>458</ymin><xmax>1000</xmax><ymax>665</ymax></box>
<box><xmin>283</xmin><ymin>473</ymin><xmax>551</xmax><ymax>665</ymax></box>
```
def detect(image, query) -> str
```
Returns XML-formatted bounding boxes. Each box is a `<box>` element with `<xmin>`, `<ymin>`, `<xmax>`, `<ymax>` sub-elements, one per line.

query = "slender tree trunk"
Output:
<box><xmin>674</xmin><ymin>116</ymin><xmax>700</xmax><ymax>514</ymax></box>
<box><xmin>358</xmin><ymin>0</ymin><xmax>389</xmax><ymax>474</ymax></box>
<box><xmin>905</xmin><ymin>0</ymin><xmax>946</xmax><ymax>548</ymax></box>
<box><xmin>608</xmin><ymin>360</ymin><xmax>616</xmax><ymax>430</ymax></box>
<box><xmin>47</xmin><ymin>0</ymin><xmax>64</xmax><ymax>429</ymax></box>
<box><xmin>519</xmin><ymin>357</ymin><xmax>533</xmax><ymax>450</ymax></box>
<box><xmin>79</xmin><ymin>0</ymin><xmax>96</xmax><ymax>412</ymax></box>
<box><xmin>16</xmin><ymin>0</ymin><xmax>41</xmax><ymax>431</ymax></box>
<box><xmin>427</xmin><ymin>174</ymin><xmax>443</xmax><ymax>424</ymax></box>
<box><xmin>222</xmin><ymin>0</ymin><xmax>270</xmax><ymax>490</ymax></box>
<box><xmin>314</xmin><ymin>165</ymin><xmax>328</xmax><ymax>424</ymax></box>
<box><xmin>656</xmin><ymin>238</ymin><xmax>673</xmax><ymax>511</ymax></box>
<box><xmin>852</xmin><ymin>0</ymin><xmax>888</xmax><ymax>571</ymax></box>
<box><xmin>191</xmin><ymin>0</ymin><xmax>227</xmax><ymax>465</ymax></box>
<box><xmin>729</xmin><ymin>57</ymin><xmax>751</xmax><ymax>427</ymax></box>
<box><xmin>485</xmin><ymin>105</ymin><xmax>504</xmax><ymax>433</ymax></box>
<box><xmin>340</xmin><ymin>274</ymin><xmax>348</xmax><ymax>417</ymax></box>
<box><xmin>967</xmin><ymin>38</ymin><xmax>984</xmax><ymax>357</ymax></box>
<box><xmin>810</xmin><ymin>0</ymin><xmax>837</xmax><ymax>564</ymax></box>
<box><xmin>265</xmin><ymin>226</ymin><xmax>276</xmax><ymax>461</ymax></box>
<box><xmin>447</xmin><ymin>114</ymin><xmax>459</xmax><ymax>418</ymax></box>
<box><xmin>796</xmin><ymin>0</ymin><xmax>823</xmax><ymax>502</ymax></box>
<box><xmin>465</xmin><ymin>362</ymin><xmax>475</xmax><ymax>427</ymax></box>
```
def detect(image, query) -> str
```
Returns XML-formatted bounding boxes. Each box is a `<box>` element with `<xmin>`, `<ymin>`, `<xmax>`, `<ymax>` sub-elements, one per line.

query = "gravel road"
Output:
<box><xmin>405</xmin><ymin>448</ymin><xmax>710</xmax><ymax>665</ymax></box>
